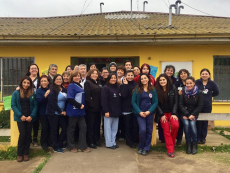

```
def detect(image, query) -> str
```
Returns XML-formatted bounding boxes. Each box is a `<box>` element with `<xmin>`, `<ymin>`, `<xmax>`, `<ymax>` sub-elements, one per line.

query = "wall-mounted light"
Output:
<box><xmin>148</xmin><ymin>57</ymin><xmax>151</xmax><ymax>60</ymax></box>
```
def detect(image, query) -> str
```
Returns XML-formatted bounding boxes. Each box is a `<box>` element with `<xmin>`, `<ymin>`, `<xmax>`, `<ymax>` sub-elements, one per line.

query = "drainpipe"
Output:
<box><xmin>143</xmin><ymin>1</ymin><xmax>148</xmax><ymax>12</ymax></box>
<box><xmin>100</xmin><ymin>2</ymin><xmax>104</xmax><ymax>13</ymax></box>
<box><xmin>169</xmin><ymin>4</ymin><xmax>177</xmax><ymax>26</ymax></box>
<box><xmin>178</xmin><ymin>5</ymin><xmax>184</xmax><ymax>14</ymax></box>
<box><xmin>131</xmin><ymin>0</ymin><xmax>133</xmax><ymax>21</ymax></box>
<box><xmin>175</xmin><ymin>0</ymin><xmax>181</xmax><ymax>15</ymax></box>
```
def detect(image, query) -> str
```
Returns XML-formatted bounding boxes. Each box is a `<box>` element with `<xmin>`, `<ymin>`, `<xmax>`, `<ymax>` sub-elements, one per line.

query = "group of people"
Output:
<box><xmin>11</xmin><ymin>60</ymin><xmax>219</xmax><ymax>162</ymax></box>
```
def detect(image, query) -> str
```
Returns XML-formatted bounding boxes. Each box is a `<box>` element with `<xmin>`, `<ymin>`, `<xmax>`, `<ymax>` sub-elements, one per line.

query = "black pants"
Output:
<box><xmin>85</xmin><ymin>111</ymin><xmax>101</xmax><ymax>145</ymax></box>
<box><xmin>32</xmin><ymin>117</ymin><xmax>39</xmax><ymax>142</ymax></box>
<box><xmin>158</xmin><ymin>122</ymin><xmax>165</xmax><ymax>142</ymax></box>
<box><xmin>124</xmin><ymin>113</ymin><xmax>139</xmax><ymax>146</ymax></box>
<box><xmin>196</xmin><ymin>121</ymin><xmax>208</xmax><ymax>141</ymax></box>
<box><xmin>67</xmin><ymin>116</ymin><xmax>87</xmax><ymax>150</ymax></box>
<box><xmin>176</xmin><ymin>116</ymin><xmax>184</xmax><ymax>141</ymax></box>
<box><xmin>17</xmin><ymin>121</ymin><xmax>33</xmax><ymax>156</ymax></box>
<box><xmin>117</xmin><ymin>115</ymin><xmax>125</xmax><ymax>139</ymax></box>
<box><xmin>39</xmin><ymin>115</ymin><xmax>50</xmax><ymax>149</ymax></box>
<box><xmin>47</xmin><ymin>115</ymin><xmax>68</xmax><ymax>150</ymax></box>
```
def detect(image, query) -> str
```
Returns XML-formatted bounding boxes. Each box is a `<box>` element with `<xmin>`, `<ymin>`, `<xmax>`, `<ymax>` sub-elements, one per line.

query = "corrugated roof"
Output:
<box><xmin>0</xmin><ymin>11</ymin><xmax>230</xmax><ymax>37</ymax></box>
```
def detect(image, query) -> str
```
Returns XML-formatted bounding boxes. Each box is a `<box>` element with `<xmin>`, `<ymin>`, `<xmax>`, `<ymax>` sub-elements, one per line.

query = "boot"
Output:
<box><xmin>23</xmin><ymin>155</ymin><xmax>29</xmax><ymax>161</ymax></box>
<box><xmin>17</xmin><ymin>156</ymin><xmax>23</xmax><ymax>162</ymax></box>
<box><xmin>186</xmin><ymin>143</ymin><xmax>192</xmax><ymax>154</ymax></box>
<box><xmin>192</xmin><ymin>142</ymin><xmax>197</xmax><ymax>155</ymax></box>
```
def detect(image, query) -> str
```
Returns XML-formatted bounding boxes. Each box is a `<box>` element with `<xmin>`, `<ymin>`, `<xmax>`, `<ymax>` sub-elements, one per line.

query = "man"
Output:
<box><xmin>100</xmin><ymin>67</ymin><xmax>109</xmax><ymax>87</ymax></box>
<box><xmin>48</xmin><ymin>64</ymin><xmax>58</xmax><ymax>83</ymax></box>
<box><xmin>124</xmin><ymin>60</ymin><xmax>132</xmax><ymax>70</ymax></box>
<box><xmin>79</xmin><ymin>64</ymin><xmax>87</xmax><ymax>88</ymax></box>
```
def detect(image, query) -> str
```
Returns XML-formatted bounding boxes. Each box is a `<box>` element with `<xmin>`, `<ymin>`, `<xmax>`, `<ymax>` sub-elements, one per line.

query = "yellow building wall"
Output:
<box><xmin>0</xmin><ymin>45</ymin><xmax>229</xmax><ymax>128</ymax></box>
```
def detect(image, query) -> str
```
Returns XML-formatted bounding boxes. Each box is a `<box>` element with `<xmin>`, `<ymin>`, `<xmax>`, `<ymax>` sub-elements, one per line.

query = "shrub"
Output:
<box><xmin>0</xmin><ymin>108</ymin><xmax>10</xmax><ymax>129</ymax></box>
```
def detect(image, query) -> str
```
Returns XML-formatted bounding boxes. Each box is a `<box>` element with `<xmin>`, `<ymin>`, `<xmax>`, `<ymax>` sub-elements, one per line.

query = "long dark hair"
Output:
<box><xmin>136</xmin><ymin>73</ymin><xmax>154</xmax><ymax>93</ymax></box>
<box><xmin>164</xmin><ymin>65</ymin><xmax>175</xmax><ymax>76</ymax></box>
<box><xmin>51</xmin><ymin>74</ymin><xmax>63</xmax><ymax>93</ymax></box>
<box><xmin>106</xmin><ymin>73</ymin><xmax>117</xmax><ymax>87</ymax></box>
<box><xmin>19</xmin><ymin>76</ymin><xmax>34</xmax><ymax>98</ymax></box>
<box><xmin>156</xmin><ymin>74</ymin><xmax>172</xmax><ymax>105</ymax></box>
<box><xmin>26</xmin><ymin>63</ymin><xmax>40</xmax><ymax>78</ymax></box>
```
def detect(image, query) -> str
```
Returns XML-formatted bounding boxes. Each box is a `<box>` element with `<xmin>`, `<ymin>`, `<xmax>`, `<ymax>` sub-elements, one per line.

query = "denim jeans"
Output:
<box><xmin>181</xmin><ymin>116</ymin><xmax>197</xmax><ymax>143</ymax></box>
<box><xmin>104</xmin><ymin>117</ymin><xmax>119</xmax><ymax>147</ymax></box>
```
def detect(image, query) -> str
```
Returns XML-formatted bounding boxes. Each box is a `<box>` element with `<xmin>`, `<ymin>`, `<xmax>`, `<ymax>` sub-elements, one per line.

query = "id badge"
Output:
<box><xmin>178</xmin><ymin>87</ymin><xmax>183</xmax><ymax>91</ymax></box>
<box><xmin>202</xmin><ymin>89</ymin><xmax>208</xmax><ymax>94</ymax></box>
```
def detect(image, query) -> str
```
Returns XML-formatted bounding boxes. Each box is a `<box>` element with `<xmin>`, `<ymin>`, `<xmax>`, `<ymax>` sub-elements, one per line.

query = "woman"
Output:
<box><xmin>66</xmin><ymin>70</ymin><xmax>90</xmax><ymax>153</ymax></box>
<box><xmin>132</xmin><ymin>73</ymin><xmax>158</xmax><ymax>156</ymax></box>
<box><xmin>117</xmin><ymin>65</ymin><xmax>126</xmax><ymax>86</ymax></box>
<box><xmin>101</xmin><ymin>73</ymin><xmax>122</xmax><ymax>149</ymax></box>
<box><xmin>156</xmin><ymin>74</ymin><xmax>179</xmax><ymax>158</ymax></box>
<box><xmin>46</xmin><ymin>74</ymin><xmax>67</xmax><ymax>153</ymax></box>
<box><xmin>108</xmin><ymin>62</ymin><xmax>117</xmax><ymax>73</ymax></box>
<box><xmin>164</xmin><ymin>65</ymin><xmax>177</xmax><ymax>84</ymax></box>
<box><xmin>84</xmin><ymin>69</ymin><xmax>102</xmax><ymax>149</ymax></box>
<box><xmin>36</xmin><ymin>75</ymin><xmax>50</xmax><ymax>151</ymax></box>
<box><xmin>179</xmin><ymin>76</ymin><xmax>203</xmax><ymax>155</ymax></box>
<box><xmin>25</xmin><ymin>64</ymin><xmax>40</xmax><ymax>147</ymax></box>
<box><xmin>133</xmin><ymin>66</ymin><xmax>141</xmax><ymax>77</ymax></box>
<box><xmin>175</xmin><ymin>69</ymin><xmax>190</xmax><ymax>145</ymax></box>
<box><xmin>62</xmin><ymin>71</ymin><xmax>70</xmax><ymax>89</ymax></box>
<box><xmin>195</xmin><ymin>68</ymin><xmax>219</xmax><ymax>144</ymax></box>
<box><xmin>65</xmin><ymin>65</ymin><xmax>73</xmax><ymax>74</ymax></box>
<box><xmin>120</xmin><ymin>69</ymin><xmax>138</xmax><ymax>148</ymax></box>
<box><xmin>134</xmin><ymin>64</ymin><xmax>155</xmax><ymax>86</ymax></box>
<box><xmin>89</xmin><ymin>62</ymin><xmax>96</xmax><ymax>70</ymax></box>
<box><xmin>11</xmin><ymin>76</ymin><xmax>38</xmax><ymax>162</ymax></box>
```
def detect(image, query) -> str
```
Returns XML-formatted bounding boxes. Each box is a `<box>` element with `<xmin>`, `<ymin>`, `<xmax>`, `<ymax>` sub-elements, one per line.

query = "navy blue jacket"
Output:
<box><xmin>101</xmin><ymin>84</ymin><xmax>122</xmax><ymax>117</ymax></box>
<box><xmin>174</xmin><ymin>78</ymin><xmax>186</xmax><ymax>89</ymax></box>
<box><xmin>46</xmin><ymin>87</ymin><xmax>67</xmax><ymax>115</ymax></box>
<box><xmin>195</xmin><ymin>78</ymin><xmax>219</xmax><ymax>113</ymax></box>
<box><xmin>36</xmin><ymin>87</ymin><xmax>49</xmax><ymax>116</ymax></box>
<box><xmin>119</xmin><ymin>80</ymin><xmax>137</xmax><ymax>112</ymax></box>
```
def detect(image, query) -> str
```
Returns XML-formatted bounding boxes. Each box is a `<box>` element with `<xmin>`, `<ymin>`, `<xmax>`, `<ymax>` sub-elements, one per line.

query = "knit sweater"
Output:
<box><xmin>36</xmin><ymin>87</ymin><xmax>49</xmax><ymax>116</ymax></box>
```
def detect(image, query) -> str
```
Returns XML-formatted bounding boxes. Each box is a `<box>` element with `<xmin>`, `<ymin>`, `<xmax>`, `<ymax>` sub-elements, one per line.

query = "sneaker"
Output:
<box><xmin>54</xmin><ymin>148</ymin><xmax>64</xmax><ymax>153</ymax></box>
<box><xmin>142</xmin><ymin>150</ymin><xmax>149</xmax><ymax>156</ymax></box>
<box><xmin>176</xmin><ymin>140</ymin><xmax>182</xmax><ymax>146</ymax></box>
<box><xmin>107</xmin><ymin>146</ymin><xmax>116</xmax><ymax>149</ymax></box>
<box><xmin>62</xmin><ymin>145</ymin><xmax>67</xmax><ymax>149</ymax></box>
<box><xmin>168</xmin><ymin>152</ymin><xmax>175</xmax><ymax>158</ymax></box>
<box><xmin>113</xmin><ymin>145</ymin><xmax>119</xmax><ymax>148</ymax></box>
<box><xmin>119</xmin><ymin>138</ymin><xmax>125</xmax><ymax>142</ymax></box>
<box><xmin>78</xmin><ymin>147</ymin><xmax>91</xmax><ymax>153</ymax></box>
<box><xmin>137</xmin><ymin>149</ymin><xmax>143</xmax><ymax>154</ymax></box>
<box><xmin>70</xmin><ymin>148</ymin><xmax>78</xmax><ymax>153</ymax></box>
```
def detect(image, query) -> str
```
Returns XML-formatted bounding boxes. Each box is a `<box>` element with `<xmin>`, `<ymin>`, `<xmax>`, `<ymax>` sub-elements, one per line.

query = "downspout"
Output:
<box><xmin>100</xmin><ymin>3</ymin><xmax>104</xmax><ymax>13</ymax></box>
<box><xmin>131</xmin><ymin>0</ymin><xmax>133</xmax><ymax>21</ymax></box>
<box><xmin>169</xmin><ymin>4</ymin><xmax>177</xmax><ymax>26</ymax></box>
<box><xmin>175</xmin><ymin>0</ymin><xmax>181</xmax><ymax>15</ymax></box>
<box><xmin>0</xmin><ymin>58</ymin><xmax>2</xmax><ymax>101</ymax></box>
<box><xmin>143</xmin><ymin>1</ymin><xmax>148</xmax><ymax>12</ymax></box>
<box><xmin>178</xmin><ymin>5</ymin><xmax>184</xmax><ymax>15</ymax></box>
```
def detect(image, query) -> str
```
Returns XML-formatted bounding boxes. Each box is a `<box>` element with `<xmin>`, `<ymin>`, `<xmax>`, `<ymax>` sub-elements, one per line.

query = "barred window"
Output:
<box><xmin>0</xmin><ymin>57</ymin><xmax>34</xmax><ymax>101</ymax></box>
<box><xmin>213</xmin><ymin>56</ymin><xmax>230</xmax><ymax>101</ymax></box>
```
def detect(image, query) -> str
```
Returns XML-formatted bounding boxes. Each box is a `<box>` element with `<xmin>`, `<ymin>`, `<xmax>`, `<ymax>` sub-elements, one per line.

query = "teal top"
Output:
<box><xmin>11</xmin><ymin>90</ymin><xmax>38</xmax><ymax>122</ymax></box>
<box><xmin>131</xmin><ymin>88</ymin><xmax>158</xmax><ymax>116</ymax></box>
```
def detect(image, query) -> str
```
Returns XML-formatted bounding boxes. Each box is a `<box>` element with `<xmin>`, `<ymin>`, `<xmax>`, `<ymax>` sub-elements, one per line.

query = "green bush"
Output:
<box><xmin>0</xmin><ymin>147</ymin><xmax>17</xmax><ymax>161</ymax></box>
<box><xmin>0</xmin><ymin>108</ymin><xmax>10</xmax><ymax>129</ymax></box>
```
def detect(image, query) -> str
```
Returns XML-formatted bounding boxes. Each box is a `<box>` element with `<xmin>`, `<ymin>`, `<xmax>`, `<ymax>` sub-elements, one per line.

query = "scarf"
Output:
<box><xmin>185</xmin><ymin>85</ymin><xmax>198</xmax><ymax>98</ymax></box>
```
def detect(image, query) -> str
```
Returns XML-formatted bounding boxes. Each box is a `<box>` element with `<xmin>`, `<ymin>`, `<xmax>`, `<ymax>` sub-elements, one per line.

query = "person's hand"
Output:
<box><xmin>117</xmin><ymin>79</ymin><xmax>122</xmax><ymax>85</ymax></box>
<box><xmin>123</xmin><ymin>77</ymin><xmax>128</xmax><ymax>84</ymax></box>
<box><xmin>189</xmin><ymin>115</ymin><xmax>195</xmax><ymax>121</ymax></box>
<box><xmin>178</xmin><ymin>90</ymin><xmax>183</xmax><ymax>95</ymax></box>
<box><xmin>160</xmin><ymin>115</ymin><xmax>167</xmax><ymax>123</ymax></box>
<box><xmin>183</xmin><ymin>116</ymin><xmax>188</xmax><ymax>120</ymax></box>
<box><xmin>44</xmin><ymin>89</ymin><xmax>50</xmax><ymax>98</ymax></box>
<box><xmin>171</xmin><ymin>115</ymin><xmax>178</xmax><ymax>120</ymax></box>
<box><xmin>139</xmin><ymin>112</ymin><xmax>146</xmax><ymax>118</ymax></box>
<box><xmin>16</xmin><ymin>86</ymin><xmax>20</xmax><ymax>91</ymax></box>
<box><xmin>20</xmin><ymin>115</ymin><xmax>26</xmax><ymax>121</ymax></box>
<box><xmin>105</xmin><ymin>112</ymin><xmax>110</xmax><ymax>118</ymax></box>
<box><xmin>61</xmin><ymin>111</ymin><xmax>66</xmax><ymax>116</ymax></box>
<box><xmin>144</xmin><ymin>111</ymin><xmax>150</xmax><ymax>116</ymax></box>
<box><xmin>80</xmin><ymin>104</ymin><xmax>84</xmax><ymax>109</ymax></box>
<box><xmin>26</xmin><ymin>116</ymin><xmax>32</xmax><ymax>122</ymax></box>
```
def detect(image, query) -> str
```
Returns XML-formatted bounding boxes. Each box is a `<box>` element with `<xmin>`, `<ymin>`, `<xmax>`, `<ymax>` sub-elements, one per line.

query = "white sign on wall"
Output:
<box><xmin>161</xmin><ymin>61</ymin><xmax>193</xmax><ymax>77</ymax></box>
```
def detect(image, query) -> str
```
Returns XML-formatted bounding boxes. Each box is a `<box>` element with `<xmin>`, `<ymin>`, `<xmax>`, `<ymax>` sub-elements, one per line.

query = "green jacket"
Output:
<box><xmin>132</xmin><ymin>88</ymin><xmax>158</xmax><ymax>116</ymax></box>
<box><xmin>11</xmin><ymin>90</ymin><xmax>38</xmax><ymax>122</ymax></box>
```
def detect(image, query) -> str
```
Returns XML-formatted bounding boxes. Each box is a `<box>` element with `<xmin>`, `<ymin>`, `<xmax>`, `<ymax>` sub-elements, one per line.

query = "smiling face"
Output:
<box><xmin>22</xmin><ymin>79</ymin><xmax>31</xmax><ymax>90</ymax></box>
<box><xmin>54</xmin><ymin>76</ymin><xmax>63</xmax><ymax>86</ymax></box>
<box><xmin>126</xmin><ymin>72</ymin><xmax>134</xmax><ymax>81</ymax></box>
<box><xmin>110</xmin><ymin>65</ymin><xmax>116</xmax><ymax>72</ymax></box>
<box><xmin>63</xmin><ymin>74</ymin><xmax>70</xmax><ymax>83</ymax></box>
<box><xmin>79</xmin><ymin>66</ymin><xmax>86</xmax><ymax>77</ymax></box>
<box><xmin>117</xmin><ymin>69</ymin><xmax>124</xmax><ymax>78</ymax></box>
<box><xmin>49</xmin><ymin>67</ymin><xmax>57</xmax><ymax>77</ymax></box>
<box><xmin>125</xmin><ymin>62</ymin><xmax>132</xmax><ymax>70</ymax></box>
<box><xmin>109</xmin><ymin>75</ymin><xmax>117</xmax><ymax>85</ymax></box>
<box><xmin>201</xmin><ymin>70</ymin><xmax>210</xmax><ymax>81</ymax></box>
<box><xmin>186</xmin><ymin>79</ymin><xmax>195</xmax><ymax>90</ymax></box>
<box><xmin>90</xmin><ymin>64</ymin><xmax>96</xmax><ymax>70</ymax></box>
<box><xmin>101</xmin><ymin>69</ymin><xmax>109</xmax><ymax>79</ymax></box>
<box><xmin>165</xmin><ymin>67</ymin><xmax>174</xmax><ymax>77</ymax></box>
<box><xmin>141</xmin><ymin>75</ymin><xmax>149</xmax><ymax>85</ymax></box>
<box><xmin>73</xmin><ymin>74</ymin><xmax>81</xmax><ymax>83</ymax></box>
<box><xmin>180</xmin><ymin>71</ymin><xmax>188</xmax><ymax>81</ymax></box>
<box><xmin>29</xmin><ymin>65</ymin><xmax>38</xmax><ymax>76</ymax></box>
<box><xmin>134</xmin><ymin>67</ymin><xmax>140</xmax><ymax>76</ymax></box>
<box><xmin>159</xmin><ymin>77</ymin><xmax>167</xmax><ymax>87</ymax></box>
<box><xmin>142</xmin><ymin>65</ymin><xmax>149</xmax><ymax>74</ymax></box>
<box><xmin>66</xmin><ymin>67</ymin><xmax>72</xmax><ymax>73</ymax></box>
<box><xmin>90</xmin><ymin>70</ymin><xmax>98</xmax><ymax>81</ymax></box>
<box><xmin>40</xmin><ymin>77</ymin><xmax>49</xmax><ymax>88</ymax></box>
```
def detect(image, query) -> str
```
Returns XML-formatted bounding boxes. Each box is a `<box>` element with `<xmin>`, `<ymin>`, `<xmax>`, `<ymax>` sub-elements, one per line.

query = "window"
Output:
<box><xmin>0</xmin><ymin>57</ymin><xmax>34</xmax><ymax>101</ymax></box>
<box><xmin>213</xmin><ymin>56</ymin><xmax>230</xmax><ymax>101</ymax></box>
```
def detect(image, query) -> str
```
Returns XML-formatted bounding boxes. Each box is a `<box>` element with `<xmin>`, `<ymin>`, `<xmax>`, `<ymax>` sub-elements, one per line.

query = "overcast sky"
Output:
<box><xmin>0</xmin><ymin>0</ymin><xmax>229</xmax><ymax>18</ymax></box>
